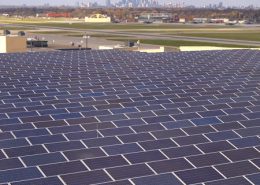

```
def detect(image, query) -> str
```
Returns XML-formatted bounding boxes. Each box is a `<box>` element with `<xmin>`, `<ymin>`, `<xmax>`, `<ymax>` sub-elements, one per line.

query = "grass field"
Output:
<box><xmin>33</xmin><ymin>22</ymin><xmax>231</xmax><ymax>30</ymax></box>
<box><xmin>0</xmin><ymin>26</ymin><xmax>33</xmax><ymax>30</ymax></box>
<box><xmin>68</xmin><ymin>34</ymin><xmax>130</xmax><ymax>38</ymax></box>
<box><xmin>111</xmin><ymin>39</ymin><xmax>258</xmax><ymax>48</ymax></box>
<box><xmin>30</xmin><ymin>31</ymin><xmax>130</xmax><ymax>38</ymax></box>
<box><xmin>30</xmin><ymin>31</ymin><xmax>73</xmax><ymax>34</ymax></box>
<box><xmin>175</xmin><ymin>32</ymin><xmax>260</xmax><ymax>42</ymax></box>
<box><xmin>0</xmin><ymin>17</ymin><xmax>232</xmax><ymax>30</ymax></box>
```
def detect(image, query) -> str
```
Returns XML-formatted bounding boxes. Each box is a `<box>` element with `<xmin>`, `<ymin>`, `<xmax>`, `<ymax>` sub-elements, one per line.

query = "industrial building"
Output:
<box><xmin>209</xmin><ymin>18</ymin><xmax>229</xmax><ymax>23</ymax></box>
<box><xmin>138</xmin><ymin>13</ymin><xmax>173</xmax><ymax>23</ymax></box>
<box><xmin>192</xmin><ymin>18</ymin><xmax>209</xmax><ymax>23</ymax></box>
<box><xmin>179</xmin><ymin>18</ymin><xmax>187</xmax><ymax>23</ymax></box>
<box><xmin>85</xmin><ymin>14</ymin><xmax>111</xmax><ymax>23</ymax></box>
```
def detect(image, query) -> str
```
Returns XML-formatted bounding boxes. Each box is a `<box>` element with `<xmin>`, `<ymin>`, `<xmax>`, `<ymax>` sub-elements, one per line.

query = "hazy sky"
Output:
<box><xmin>0</xmin><ymin>0</ymin><xmax>259</xmax><ymax>6</ymax></box>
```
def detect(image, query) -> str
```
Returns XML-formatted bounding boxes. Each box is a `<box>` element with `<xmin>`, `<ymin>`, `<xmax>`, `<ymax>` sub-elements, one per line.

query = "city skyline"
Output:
<box><xmin>1</xmin><ymin>0</ymin><xmax>260</xmax><ymax>7</ymax></box>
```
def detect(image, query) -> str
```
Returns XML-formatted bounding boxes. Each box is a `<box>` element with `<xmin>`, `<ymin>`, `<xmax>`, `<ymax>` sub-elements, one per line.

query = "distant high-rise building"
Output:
<box><xmin>75</xmin><ymin>1</ymin><xmax>80</xmax><ymax>7</ymax></box>
<box><xmin>218</xmin><ymin>2</ymin><xmax>224</xmax><ymax>9</ymax></box>
<box><xmin>106</xmin><ymin>0</ymin><xmax>111</xmax><ymax>7</ymax></box>
<box><xmin>116</xmin><ymin>0</ymin><xmax>160</xmax><ymax>8</ymax></box>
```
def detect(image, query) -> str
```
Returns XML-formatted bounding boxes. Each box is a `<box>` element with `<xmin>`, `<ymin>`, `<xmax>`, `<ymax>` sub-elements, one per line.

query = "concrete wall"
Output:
<box><xmin>0</xmin><ymin>36</ymin><xmax>27</xmax><ymax>53</ymax></box>
<box><xmin>0</xmin><ymin>36</ymin><xmax>6</xmax><ymax>53</ymax></box>
<box><xmin>99</xmin><ymin>46</ymin><xmax>114</xmax><ymax>50</ymax></box>
<box><xmin>179</xmin><ymin>46</ymin><xmax>260</xmax><ymax>51</ymax></box>
<box><xmin>138</xmin><ymin>46</ymin><xmax>165</xmax><ymax>53</ymax></box>
<box><xmin>99</xmin><ymin>45</ymin><xmax>165</xmax><ymax>53</ymax></box>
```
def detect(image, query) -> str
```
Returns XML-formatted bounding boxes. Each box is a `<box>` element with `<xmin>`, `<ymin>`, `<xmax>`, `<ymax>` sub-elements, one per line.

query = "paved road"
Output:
<box><xmin>5</xmin><ymin>23</ymin><xmax>260</xmax><ymax>47</ymax></box>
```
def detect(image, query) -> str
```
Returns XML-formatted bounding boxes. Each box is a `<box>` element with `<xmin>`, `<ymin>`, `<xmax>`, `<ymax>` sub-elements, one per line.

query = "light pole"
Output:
<box><xmin>83</xmin><ymin>33</ymin><xmax>90</xmax><ymax>49</ymax></box>
<box><xmin>41</xmin><ymin>37</ymin><xmax>45</xmax><ymax>48</ymax></box>
<box><xmin>30</xmin><ymin>39</ymin><xmax>33</xmax><ymax>52</ymax></box>
<box><xmin>137</xmin><ymin>40</ymin><xmax>140</xmax><ymax>50</ymax></box>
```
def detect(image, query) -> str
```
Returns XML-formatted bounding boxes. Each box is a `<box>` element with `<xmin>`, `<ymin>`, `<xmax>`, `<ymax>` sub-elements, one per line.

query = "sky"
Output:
<box><xmin>0</xmin><ymin>0</ymin><xmax>259</xmax><ymax>6</ymax></box>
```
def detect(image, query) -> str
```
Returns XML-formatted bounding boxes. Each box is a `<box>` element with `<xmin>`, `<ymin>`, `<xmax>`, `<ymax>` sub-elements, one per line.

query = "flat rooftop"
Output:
<box><xmin>0</xmin><ymin>50</ymin><xmax>259</xmax><ymax>185</ymax></box>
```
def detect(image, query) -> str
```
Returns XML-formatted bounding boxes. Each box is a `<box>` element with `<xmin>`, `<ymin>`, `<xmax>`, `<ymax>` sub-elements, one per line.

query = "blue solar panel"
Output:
<box><xmin>132</xmin><ymin>173</ymin><xmax>183</xmax><ymax>185</ymax></box>
<box><xmin>0</xmin><ymin>50</ymin><xmax>259</xmax><ymax>184</ymax></box>
<box><xmin>0</xmin><ymin>167</ymin><xmax>43</xmax><ymax>184</ymax></box>
<box><xmin>11</xmin><ymin>177</ymin><xmax>64</xmax><ymax>185</ymax></box>
<box><xmin>229</xmin><ymin>136</ymin><xmax>260</xmax><ymax>148</ymax></box>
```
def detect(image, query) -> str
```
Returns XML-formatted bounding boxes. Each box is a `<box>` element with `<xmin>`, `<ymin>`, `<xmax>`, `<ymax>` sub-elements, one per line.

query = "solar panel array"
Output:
<box><xmin>0</xmin><ymin>50</ymin><xmax>259</xmax><ymax>185</ymax></box>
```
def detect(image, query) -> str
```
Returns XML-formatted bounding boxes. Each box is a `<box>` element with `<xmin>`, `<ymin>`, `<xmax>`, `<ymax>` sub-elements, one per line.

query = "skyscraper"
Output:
<box><xmin>116</xmin><ymin>0</ymin><xmax>159</xmax><ymax>7</ymax></box>
<box><xmin>106</xmin><ymin>0</ymin><xmax>111</xmax><ymax>7</ymax></box>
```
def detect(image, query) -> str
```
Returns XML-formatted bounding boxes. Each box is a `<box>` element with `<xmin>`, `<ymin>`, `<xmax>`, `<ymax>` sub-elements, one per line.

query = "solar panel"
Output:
<box><xmin>21</xmin><ymin>152</ymin><xmax>66</xmax><ymax>166</ymax></box>
<box><xmin>40</xmin><ymin>161</ymin><xmax>88</xmax><ymax>176</ymax></box>
<box><xmin>214</xmin><ymin>161</ymin><xmax>259</xmax><ymax>178</ymax></box>
<box><xmin>148</xmin><ymin>158</ymin><xmax>193</xmax><ymax>173</ymax></box>
<box><xmin>11</xmin><ymin>177</ymin><xmax>64</xmax><ymax>185</ymax></box>
<box><xmin>175</xmin><ymin>167</ymin><xmax>224</xmax><ymax>184</ymax></box>
<box><xmin>247</xmin><ymin>173</ymin><xmax>260</xmax><ymax>185</ymax></box>
<box><xmin>83</xmin><ymin>155</ymin><xmax>129</xmax><ymax>170</ymax></box>
<box><xmin>132</xmin><ymin>173</ymin><xmax>183</xmax><ymax>185</ymax></box>
<box><xmin>0</xmin><ymin>167</ymin><xmax>43</xmax><ymax>184</ymax></box>
<box><xmin>106</xmin><ymin>164</ymin><xmax>154</xmax><ymax>180</ymax></box>
<box><xmin>0</xmin><ymin>49</ymin><xmax>259</xmax><ymax>184</ymax></box>
<box><xmin>205</xmin><ymin>177</ymin><xmax>252</xmax><ymax>185</ymax></box>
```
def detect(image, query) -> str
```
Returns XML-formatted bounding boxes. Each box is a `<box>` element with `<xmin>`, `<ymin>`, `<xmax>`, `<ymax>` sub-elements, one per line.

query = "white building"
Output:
<box><xmin>179</xmin><ymin>18</ymin><xmax>187</xmax><ymax>23</ymax></box>
<box><xmin>138</xmin><ymin>13</ymin><xmax>173</xmax><ymax>23</ymax></box>
<box><xmin>210</xmin><ymin>18</ymin><xmax>229</xmax><ymax>23</ymax></box>
<box><xmin>85</xmin><ymin>14</ymin><xmax>111</xmax><ymax>23</ymax></box>
<box><xmin>193</xmin><ymin>18</ymin><xmax>208</xmax><ymax>23</ymax></box>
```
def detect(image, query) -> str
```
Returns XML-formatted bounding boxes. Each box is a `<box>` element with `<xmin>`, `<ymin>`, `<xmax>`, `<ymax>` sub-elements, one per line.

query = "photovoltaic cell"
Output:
<box><xmin>44</xmin><ymin>141</ymin><xmax>86</xmax><ymax>152</ymax></box>
<box><xmin>0</xmin><ymin>158</ymin><xmax>24</xmax><ymax>171</ymax></box>
<box><xmin>11</xmin><ymin>177</ymin><xmax>64</xmax><ymax>185</ymax></box>
<box><xmin>132</xmin><ymin>173</ymin><xmax>183</xmax><ymax>185</ymax></box>
<box><xmin>83</xmin><ymin>155</ymin><xmax>129</xmax><ymax>170</ymax></box>
<box><xmin>215</xmin><ymin>161</ymin><xmax>259</xmax><ymax>178</ymax></box>
<box><xmin>124</xmin><ymin>150</ymin><xmax>166</xmax><ymax>164</ymax></box>
<box><xmin>102</xmin><ymin>143</ymin><xmax>143</xmax><ymax>155</ymax></box>
<box><xmin>175</xmin><ymin>167</ymin><xmax>223</xmax><ymax>184</ymax></box>
<box><xmin>39</xmin><ymin>161</ymin><xmax>88</xmax><ymax>176</ymax></box>
<box><xmin>21</xmin><ymin>152</ymin><xmax>66</xmax><ymax>166</ymax></box>
<box><xmin>4</xmin><ymin>145</ymin><xmax>47</xmax><ymax>158</ymax></box>
<box><xmin>61</xmin><ymin>170</ymin><xmax>112</xmax><ymax>185</ymax></box>
<box><xmin>148</xmin><ymin>158</ymin><xmax>193</xmax><ymax>173</ymax></box>
<box><xmin>64</xmin><ymin>148</ymin><xmax>106</xmax><ymax>160</ymax></box>
<box><xmin>205</xmin><ymin>177</ymin><xmax>252</xmax><ymax>185</ymax></box>
<box><xmin>246</xmin><ymin>173</ymin><xmax>260</xmax><ymax>185</ymax></box>
<box><xmin>106</xmin><ymin>164</ymin><xmax>154</xmax><ymax>180</ymax></box>
<box><xmin>0</xmin><ymin>167</ymin><xmax>43</xmax><ymax>183</ymax></box>
<box><xmin>187</xmin><ymin>152</ymin><xmax>229</xmax><ymax>167</ymax></box>
<box><xmin>222</xmin><ymin>148</ymin><xmax>260</xmax><ymax>162</ymax></box>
